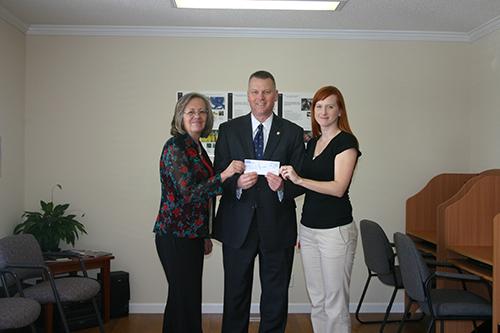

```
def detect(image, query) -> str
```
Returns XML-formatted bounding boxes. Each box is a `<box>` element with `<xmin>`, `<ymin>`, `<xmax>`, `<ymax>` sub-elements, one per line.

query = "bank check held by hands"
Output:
<box><xmin>244</xmin><ymin>159</ymin><xmax>280</xmax><ymax>176</ymax></box>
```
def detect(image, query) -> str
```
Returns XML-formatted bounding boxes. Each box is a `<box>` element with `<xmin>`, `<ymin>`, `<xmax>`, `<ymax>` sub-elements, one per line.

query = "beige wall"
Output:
<box><xmin>2</xmin><ymin>15</ymin><xmax>500</xmax><ymax>312</ymax></box>
<box><xmin>471</xmin><ymin>28</ymin><xmax>500</xmax><ymax>170</ymax></box>
<box><xmin>0</xmin><ymin>18</ymin><xmax>25</xmax><ymax>237</ymax></box>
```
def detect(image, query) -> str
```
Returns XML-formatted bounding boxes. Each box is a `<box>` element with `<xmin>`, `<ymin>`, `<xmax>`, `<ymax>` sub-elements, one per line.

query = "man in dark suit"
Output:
<box><xmin>214</xmin><ymin>70</ymin><xmax>305</xmax><ymax>332</ymax></box>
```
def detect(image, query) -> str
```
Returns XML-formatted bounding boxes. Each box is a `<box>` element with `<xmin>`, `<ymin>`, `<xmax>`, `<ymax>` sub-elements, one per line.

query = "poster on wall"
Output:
<box><xmin>205</xmin><ymin>91</ymin><xmax>229</xmax><ymax>129</ymax></box>
<box><xmin>229</xmin><ymin>92</ymin><xmax>249</xmax><ymax>119</ymax></box>
<box><xmin>282</xmin><ymin>92</ymin><xmax>313</xmax><ymax>131</ymax></box>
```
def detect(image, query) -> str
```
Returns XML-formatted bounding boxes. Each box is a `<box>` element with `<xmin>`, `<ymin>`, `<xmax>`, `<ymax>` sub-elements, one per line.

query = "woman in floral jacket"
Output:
<box><xmin>154</xmin><ymin>92</ymin><xmax>244</xmax><ymax>333</ymax></box>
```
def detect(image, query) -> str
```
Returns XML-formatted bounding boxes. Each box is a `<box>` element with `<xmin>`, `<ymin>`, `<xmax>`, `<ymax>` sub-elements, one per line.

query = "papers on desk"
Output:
<box><xmin>244</xmin><ymin>159</ymin><xmax>280</xmax><ymax>176</ymax></box>
<box><xmin>44</xmin><ymin>256</ymin><xmax>71</xmax><ymax>263</ymax></box>
<box><xmin>67</xmin><ymin>250</ymin><xmax>113</xmax><ymax>258</ymax></box>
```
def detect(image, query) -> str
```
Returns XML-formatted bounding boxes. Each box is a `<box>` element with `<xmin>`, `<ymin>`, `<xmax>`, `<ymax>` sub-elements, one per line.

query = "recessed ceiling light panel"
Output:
<box><xmin>173</xmin><ymin>0</ymin><xmax>347</xmax><ymax>11</ymax></box>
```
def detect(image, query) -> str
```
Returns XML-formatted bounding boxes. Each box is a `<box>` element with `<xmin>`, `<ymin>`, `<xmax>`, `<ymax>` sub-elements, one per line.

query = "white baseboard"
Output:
<box><xmin>129</xmin><ymin>302</ymin><xmax>405</xmax><ymax>314</ymax></box>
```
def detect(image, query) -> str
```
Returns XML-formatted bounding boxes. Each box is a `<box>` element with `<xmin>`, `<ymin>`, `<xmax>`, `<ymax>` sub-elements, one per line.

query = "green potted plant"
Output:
<box><xmin>14</xmin><ymin>184</ymin><xmax>87</xmax><ymax>252</ymax></box>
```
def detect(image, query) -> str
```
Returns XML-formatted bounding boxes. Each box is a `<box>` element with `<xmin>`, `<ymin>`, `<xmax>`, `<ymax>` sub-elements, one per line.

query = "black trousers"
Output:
<box><xmin>221</xmin><ymin>216</ymin><xmax>295</xmax><ymax>333</ymax></box>
<box><xmin>155</xmin><ymin>233</ymin><xmax>205</xmax><ymax>333</ymax></box>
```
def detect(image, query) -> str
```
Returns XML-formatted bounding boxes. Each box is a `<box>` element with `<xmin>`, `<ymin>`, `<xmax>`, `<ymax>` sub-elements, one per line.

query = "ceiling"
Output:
<box><xmin>1</xmin><ymin>0</ymin><xmax>500</xmax><ymax>40</ymax></box>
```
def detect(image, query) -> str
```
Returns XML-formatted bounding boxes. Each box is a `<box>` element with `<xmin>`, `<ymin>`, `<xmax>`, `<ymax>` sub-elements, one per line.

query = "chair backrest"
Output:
<box><xmin>393</xmin><ymin>232</ymin><xmax>430</xmax><ymax>305</ymax></box>
<box><xmin>0</xmin><ymin>234</ymin><xmax>45</xmax><ymax>286</ymax></box>
<box><xmin>360</xmin><ymin>219</ymin><xmax>395</xmax><ymax>276</ymax></box>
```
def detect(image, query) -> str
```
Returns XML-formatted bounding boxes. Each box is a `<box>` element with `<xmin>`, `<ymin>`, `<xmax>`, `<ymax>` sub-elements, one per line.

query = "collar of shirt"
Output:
<box><xmin>251</xmin><ymin>113</ymin><xmax>274</xmax><ymax>150</ymax></box>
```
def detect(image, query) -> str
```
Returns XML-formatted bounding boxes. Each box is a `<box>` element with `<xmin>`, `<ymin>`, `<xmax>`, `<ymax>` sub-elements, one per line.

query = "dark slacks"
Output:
<box><xmin>221</xmin><ymin>215</ymin><xmax>295</xmax><ymax>333</ymax></box>
<box><xmin>155</xmin><ymin>233</ymin><xmax>205</xmax><ymax>333</ymax></box>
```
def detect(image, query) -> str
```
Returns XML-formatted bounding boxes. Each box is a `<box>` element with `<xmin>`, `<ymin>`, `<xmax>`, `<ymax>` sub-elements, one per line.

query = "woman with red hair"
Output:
<box><xmin>280</xmin><ymin>86</ymin><xmax>361</xmax><ymax>333</ymax></box>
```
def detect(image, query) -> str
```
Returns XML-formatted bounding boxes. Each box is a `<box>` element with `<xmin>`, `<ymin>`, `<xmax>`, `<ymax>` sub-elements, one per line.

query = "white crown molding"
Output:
<box><xmin>0</xmin><ymin>5</ymin><xmax>29</xmax><ymax>33</ymax></box>
<box><xmin>26</xmin><ymin>24</ymin><xmax>472</xmax><ymax>42</ymax></box>
<box><xmin>469</xmin><ymin>14</ymin><xmax>500</xmax><ymax>41</ymax></box>
<box><xmin>2</xmin><ymin>2</ymin><xmax>499</xmax><ymax>43</ymax></box>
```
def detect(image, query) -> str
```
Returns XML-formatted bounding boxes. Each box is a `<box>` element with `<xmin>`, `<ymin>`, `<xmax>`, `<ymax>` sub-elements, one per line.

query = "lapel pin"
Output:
<box><xmin>277</xmin><ymin>131</ymin><xmax>281</xmax><ymax>135</ymax></box>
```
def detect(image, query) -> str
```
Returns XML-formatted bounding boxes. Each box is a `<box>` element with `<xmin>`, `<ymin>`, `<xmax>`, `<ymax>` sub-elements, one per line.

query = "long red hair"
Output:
<box><xmin>311</xmin><ymin>86</ymin><xmax>358</xmax><ymax>148</ymax></box>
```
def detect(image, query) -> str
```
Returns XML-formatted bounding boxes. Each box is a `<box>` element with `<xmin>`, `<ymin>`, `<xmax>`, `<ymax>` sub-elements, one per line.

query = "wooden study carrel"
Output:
<box><xmin>406</xmin><ymin>169</ymin><xmax>500</xmax><ymax>333</ymax></box>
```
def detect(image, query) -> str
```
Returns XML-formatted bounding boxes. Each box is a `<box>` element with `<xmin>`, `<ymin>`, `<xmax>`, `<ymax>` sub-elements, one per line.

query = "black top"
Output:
<box><xmin>300</xmin><ymin>131</ymin><xmax>361</xmax><ymax>229</ymax></box>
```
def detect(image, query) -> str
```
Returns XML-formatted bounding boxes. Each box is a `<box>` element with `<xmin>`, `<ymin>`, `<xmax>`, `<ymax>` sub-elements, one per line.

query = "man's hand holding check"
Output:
<box><xmin>237</xmin><ymin>159</ymin><xmax>284</xmax><ymax>192</ymax></box>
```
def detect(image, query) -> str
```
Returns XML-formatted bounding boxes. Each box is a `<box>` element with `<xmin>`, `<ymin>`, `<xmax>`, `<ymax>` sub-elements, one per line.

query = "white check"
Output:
<box><xmin>244</xmin><ymin>159</ymin><xmax>280</xmax><ymax>176</ymax></box>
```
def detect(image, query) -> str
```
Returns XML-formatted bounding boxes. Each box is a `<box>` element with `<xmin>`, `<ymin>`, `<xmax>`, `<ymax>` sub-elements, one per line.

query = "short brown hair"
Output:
<box><xmin>248</xmin><ymin>70</ymin><xmax>276</xmax><ymax>90</ymax></box>
<box><xmin>170</xmin><ymin>92</ymin><xmax>214</xmax><ymax>138</ymax></box>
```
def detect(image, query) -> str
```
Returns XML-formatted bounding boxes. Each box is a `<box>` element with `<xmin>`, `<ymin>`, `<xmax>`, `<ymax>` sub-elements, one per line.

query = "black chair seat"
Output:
<box><xmin>428</xmin><ymin>289</ymin><xmax>492</xmax><ymax>317</ymax></box>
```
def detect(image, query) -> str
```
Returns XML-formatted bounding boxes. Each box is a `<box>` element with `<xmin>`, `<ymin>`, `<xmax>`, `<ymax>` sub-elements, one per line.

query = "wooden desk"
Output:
<box><xmin>446</xmin><ymin>246</ymin><xmax>493</xmax><ymax>282</ymax></box>
<box><xmin>45</xmin><ymin>255</ymin><xmax>115</xmax><ymax>332</ymax></box>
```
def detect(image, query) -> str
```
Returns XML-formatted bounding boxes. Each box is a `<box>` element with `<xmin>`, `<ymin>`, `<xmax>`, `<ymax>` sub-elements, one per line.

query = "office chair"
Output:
<box><xmin>393</xmin><ymin>232</ymin><xmax>492</xmax><ymax>333</ymax></box>
<box><xmin>355</xmin><ymin>219</ymin><xmax>424</xmax><ymax>332</ymax></box>
<box><xmin>0</xmin><ymin>269</ymin><xmax>41</xmax><ymax>332</ymax></box>
<box><xmin>0</xmin><ymin>234</ymin><xmax>105</xmax><ymax>333</ymax></box>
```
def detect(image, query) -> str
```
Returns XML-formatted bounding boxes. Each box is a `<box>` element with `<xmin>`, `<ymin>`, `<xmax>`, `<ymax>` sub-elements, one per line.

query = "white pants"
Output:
<box><xmin>300</xmin><ymin>221</ymin><xmax>358</xmax><ymax>333</ymax></box>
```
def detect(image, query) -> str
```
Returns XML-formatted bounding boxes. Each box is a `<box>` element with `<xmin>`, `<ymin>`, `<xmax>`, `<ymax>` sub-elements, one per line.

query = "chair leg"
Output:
<box><xmin>90</xmin><ymin>295</ymin><xmax>105</xmax><ymax>333</ymax></box>
<box><xmin>45</xmin><ymin>274</ymin><xmax>71</xmax><ymax>333</ymax></box>
<box><xmin>431</xmin><ymin>319</ymin><xmax>440</xmax><ymax>333</ymax></box>
<box><xmin>380</xmin><ymin>286</ymin><xmax>398</xmax><ymax>332</ymax></box>
<box><xmin>355</xmin><ymin>271</ymin><xmax>374</xmax><ymax>323</ymax></box>
<box><xmin>356</xmin><ymin>270</ymin><xmax>408</xmax><ymax>326</ymax></box>
<box><xmin>55</xmin><ymin>301</ymin><xmax>71</xmax><ymax>333</ymax></box>
<box><xmin>397</xmin><ymin>299</ymin><xmax>413</xmax><ymax>333</ymax></box>
<box><xmin>29</xmin><ymin>323</ymin><xmax>38</xmax><ymax>333</ymax></box>
<box><xmin>424</xmin><ymin>318</ymin><xmax>436</xmax><ymax>333</ymax></box>
<box><xmin>472</xmin><ymin>320</ymin><xmax>479</xmax><ymax>333</ymax></box>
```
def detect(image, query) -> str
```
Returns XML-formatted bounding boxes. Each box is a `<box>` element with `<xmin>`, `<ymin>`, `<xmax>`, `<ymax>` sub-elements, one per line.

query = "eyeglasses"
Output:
<box><xmin>184</xmin><ymin>110</ymin><xmax>208</xmax><ymax>116</ymax></box>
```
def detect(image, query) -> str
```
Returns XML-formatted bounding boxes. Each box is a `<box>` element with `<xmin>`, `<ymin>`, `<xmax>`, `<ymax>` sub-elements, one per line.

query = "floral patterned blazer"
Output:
<box><xmin>153</xmin><ymin>134</ymin><xmax>222</xmax><ymax>238</ymax></box>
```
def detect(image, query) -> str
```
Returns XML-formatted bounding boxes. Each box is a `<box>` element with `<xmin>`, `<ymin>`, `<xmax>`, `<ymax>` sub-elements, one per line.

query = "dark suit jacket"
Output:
<box><xmin>213</xmin><ymin>113</ymin><xmax>305</xmax><ymax>252</ymax></box>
